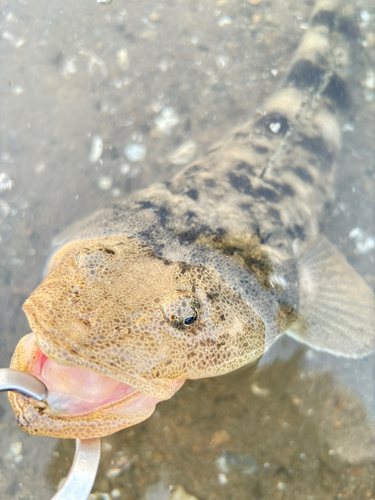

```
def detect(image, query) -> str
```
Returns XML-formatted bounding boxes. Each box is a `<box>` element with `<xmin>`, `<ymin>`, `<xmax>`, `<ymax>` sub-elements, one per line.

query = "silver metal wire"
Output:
<box><xmin>0</xmin><ymin>368</ymin><xmax>101</xmax><ymax>500</ymax></box>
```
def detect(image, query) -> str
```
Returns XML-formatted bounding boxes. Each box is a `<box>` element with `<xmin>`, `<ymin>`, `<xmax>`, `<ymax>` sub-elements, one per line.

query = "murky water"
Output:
<box><xmin>0</xmin><ymin>0</ymin><xmax>374</xmax><ymax>499</ymax></box>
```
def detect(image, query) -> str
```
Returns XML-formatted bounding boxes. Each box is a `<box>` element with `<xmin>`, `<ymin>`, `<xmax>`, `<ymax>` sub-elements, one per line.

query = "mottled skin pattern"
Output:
<box><xmin>9</xmin><ymin>0</ymin><xmax>366</xmax><ymax>438</ymax></box>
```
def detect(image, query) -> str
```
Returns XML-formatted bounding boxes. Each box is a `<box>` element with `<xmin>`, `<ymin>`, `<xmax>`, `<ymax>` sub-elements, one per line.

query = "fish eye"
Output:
<box><xmin>160</xmin><ymin>290</ymin><xmax>201</xmax><ymax>332</ymax></box>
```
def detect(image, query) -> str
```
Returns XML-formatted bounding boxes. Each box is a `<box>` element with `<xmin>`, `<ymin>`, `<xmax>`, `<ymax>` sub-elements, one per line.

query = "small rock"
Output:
<box><xmin>277</xmin><ymin>481</ymin><xmax>286</xmax><ymax>491</ymax></box>
<box><xmin>218</xmin><ymin>473</ymin><xmax>228</xmax><ymax>485</ymax></box>
<box><xmin>154</xmin><ymin>107</ymin><xmax>179</xmax><ymax>135</ymax></box>
<box><xmin>124</xmin><ymin>144</ymin><xmax>146</xmax><ymax>162</ymax></box>
<box><xmin>116</xmin><ymin>49</ymin><xmax>129</xmax><ymax>71</ymax></box>
<box><xmin>97</xmin><ymin>176</ymin><xmax>113</xmax><ymax>191</ymax></box>
<box><xmin>217</xmin><ymin>16</ymin><xmax>232</xmax><ymax>27</ymax></box>
<box><xmin>169</xmin><ymin>140</ymin><xmax>197</xmax><ymax>165</ymax></box>
<box><xmin>102</xmin><ymin>442</ymin><xmax>112</xmax><ymax>453</ymax></box>
<box><xmin>216</xmin><ymin>55</ymin><xmax>232</xmax><ymax>73</ymax></box>
<box><xmin>2</xmin><ymin>30</ymin><xmax>25</xmax><ymax>48</ymax></box>
<box><xmin>10</xmin><ymin>442</ymin><xmax>22</xmax><ymax>456</ymax></box>
<box><xmin>361</xmin><ymin>70</ymin><xmax>375</xmax><ymax>89</ymax></box>
<box><xmin>251</xmin><ymin>382</ymin><xmax>271</xmax><ymax>397</ymax></box>
<box><xmin>0</xmin><ymin>172</ymin><xmax>14</xmax><ymax>193</ymax></box>
<box><xmin>89</xmin><ymin>135</ymin><xmax>103</xmax><ymax>163</ymax></box>
<box><xmin>170</xmin><ymin>485</ymin><xmax>199</xmax><ymax>500</ymax></box>
<box><xmin>211</xmin><ymin>429</ymin><xmax>230</xmax><ymax>447</ymax></box>
<box><xmin>216</xmin><ymin>451</ymin><xmax>258</xmax><ymax>476</ymax></box>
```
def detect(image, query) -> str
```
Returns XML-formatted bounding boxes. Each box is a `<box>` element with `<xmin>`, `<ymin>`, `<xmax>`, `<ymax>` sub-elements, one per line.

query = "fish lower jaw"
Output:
<box><xmin>8</xmin><ymin>333</ymin><xmax>172</xmax><ymax>438</ymax></box>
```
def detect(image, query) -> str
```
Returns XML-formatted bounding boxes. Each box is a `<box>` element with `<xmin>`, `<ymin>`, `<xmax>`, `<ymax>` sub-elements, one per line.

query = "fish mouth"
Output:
<box><xmin>8</xmin><ymin>333</ymin><xmax>184</xmax><ymax>439</ymax></box>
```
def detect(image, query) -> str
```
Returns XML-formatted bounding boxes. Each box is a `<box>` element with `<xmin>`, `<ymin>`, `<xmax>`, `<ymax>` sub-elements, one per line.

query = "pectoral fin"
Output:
<box><xmin>286</xmin><ymin>237</ymin><xmax>375</xmax><ymax>358</ymax></box>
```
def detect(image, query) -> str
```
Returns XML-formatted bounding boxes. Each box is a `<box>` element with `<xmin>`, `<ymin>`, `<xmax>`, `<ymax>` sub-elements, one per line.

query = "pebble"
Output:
<box><xmin>169</xmin><ymin>140</ymin><xmax>197</xmax><ymax>165</ymax></box>
<box><xmin>0</xmin><ymin>172</ymin><xmax>15</xmax><ymax>193</ymax></box>
<box><xmin>360</xmin><ymin>10</ymin><xmax>370</xmax><ymax>25</ymax></box>
<box><xmin>170</xmin><ymin>485</ymin><xmax>199</xmax><ymax>500</ymax></box>
<box><xmin>216</xmin><ymin>55</ymin><xmax>232</xmax><ymax>73</ymax></box>
<box><xmin>97</xmin><ymin>176</ymin><xmax>113</xmax><ymax>191</ymax></box>
<box><xmin>89</xmin><ymin>135</ymin><xmax>103</xmax><ymax>163</ymax></box>
<box><xmin>211</xmin><ymin>429</ymin><xmax>230</xmax><ymax>446</ymax></box>
<box><xmin>96</xmin><ymin>494</ymin><xmax>110</xmax><ymax>500</ymax></box>
<box><xmin>116</xmin><ymin>49</ymin><xmax>129</xmax><ymax>71</ymax></box>
<box><xmin>102</xmin><ymin>442</ymin><xmax>112</xmax><ymax>454</ymax></box>
<box><xmin>2</xmin><ymin>30</ymin><xmax>25</xmax><ymax>48</ymax></box>
<box><xmin>13</xmin><ymin>455</ymin><xmax>23</xmax><ymax>464</ymax></box>
<box><xmin>12</xmin><ymin>85</ymin><xmax>24</xmax><ymax>95</ymax></box>
<box><xmin>218</xmin><ymin>473</ymin><xmax>228</xmax><ymax>485</ymax></box>
<box><xmin>0</xmin><ymin>200</ymin><xmax>10</xmax><ymax>219</ymax></box>
<box><xmin>154</xmin><ymin>107</ymin><xmax>179</xmax><ymax>134</ymax></box>
<box><xmin>34</xmin><ymin>162</ymin><xmax>46</xmax><ymax>174</ymax></box>
<box><xmin>247</xmin><ymin>0</ymin><xmax>262</xmax><ymax>4</ymax></box>
<box><xmin>277</xmin><ymin>481</ymin><xmax>286</xmax><ymax>491</ymax></box>
<box><xmin>120</xmin><ymin>163</ymin><xmax>131</xmax><ymax>175</ymax></box>
<box><xmin>251</xmin><ymin>382</ymin><xmax>271</xmax><ymax>397</ymax></box>
<box><xmin>60</xmin><ymin>56</ymin><xmax>77</xmax><ymax>79</ymax></box>
<box><xmin>361</xmin><ymin>70</ymin><xmax>375</xmax><ymax>89</ymax></box>
<box><xmin>216</xmin><ymin>450</ymin><xmax>258</xmax><ymax>476</ymax></box>
<box><xmin>110</xmin><ymin>490</ymin><xmax>121</xmax><ymax>499</ymax></box>
<box><xmin>217</xmin><ymin>16</ymin><xmax>232</xmax><ymax>27</ymax></box>
<box><xmin>124</xmin><ymin>143</ymin><xmax>146</xmax><ymax>162</ymax></box>
<box><xmin>9</xmin><ymin>441</ymin><xmax>22</xmax><ymax>456</ymax></box>
<box><xmin>349</xmin><ymin>227</ymin><xmax>375</xmax><ymax>254</ymax></box>
<box><xmin>85</xmin><ymin>53</ymin><xmax>109</xmax><ymax>78</ymax></box>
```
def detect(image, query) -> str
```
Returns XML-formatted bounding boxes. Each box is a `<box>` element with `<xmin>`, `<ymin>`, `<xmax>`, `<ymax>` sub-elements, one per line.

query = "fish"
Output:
<box><xmin>8</xmin><ymin>0</ymin><xmax>375</xmax><ymax>439</ymax></box>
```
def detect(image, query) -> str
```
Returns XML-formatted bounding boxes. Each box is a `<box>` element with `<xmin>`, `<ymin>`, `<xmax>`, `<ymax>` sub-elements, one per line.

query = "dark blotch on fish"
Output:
<box><xmin>323</xmin><ymin>74</ymin><xmax>351</xmax><ymax>110</ymax></box>
<box><xmin>204</xmin><ymin>178</ymin><xmax>216</xmax><ymax>188</ymax></box>
<box><xmin>312</xmin><ymin>10</ymin><xmax>335</xmax><ymax>29</ymax></box>
<box><xmin>267</xmin><ymin>181</ymin><xmax>295</xmax><ymax>197</ymax></box>
<box><xmin>297</xmin><ymin>135</ymin><xmax>334</xmax><ymax>168</ymax></box>
<box><xmin>293</xmin><ymin>166</ymin><xmax>314</xmax><ymax>183</ymax></box>
<box><xmin>185</xmin><ymin>189</ymin><xmax>199</xmax><ymax>201</ymax></box>
<box><xmin>228</xmin><ymin>173</ymin><xmax>252</xmax><ymax>194</ymax></box>
<box><xmin>338</xmin><ymin>17</ymin><xmax>361</xmax><ymax>39</ymax></box>
<box><xmin>254</xmin><ymin>187</ymin><xmax>280</xmax><ymax>203</ymax></box>
<box><xmin>236</xmin><ymin>162</ymin><xmax>255</xmax><ymax>175</ymax></box>
<box><xmin>197</xmin><ymin>232</ymin><xmax>275</xmax><ymax>291</ymax></box>
<box><xmin>268</xmin><ymin>207</ymin><xmax>281</xmax><ymax>221</ymax></box>
<box><xmin>253</xmin><ymin>145</ymin><xmax>269</xmax><ymax>155</ymax></box>
<box><xmin>288</xmin><ymin>60</ymin><xmax>325</xmax><ymax>89</ymax></box>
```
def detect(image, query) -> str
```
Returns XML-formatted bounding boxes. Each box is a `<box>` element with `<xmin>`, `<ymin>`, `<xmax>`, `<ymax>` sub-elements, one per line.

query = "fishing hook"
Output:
<box><xmin>0</xmin><ymin>368</ymin><xmax>101</xmax><ymax>500</ymax></box>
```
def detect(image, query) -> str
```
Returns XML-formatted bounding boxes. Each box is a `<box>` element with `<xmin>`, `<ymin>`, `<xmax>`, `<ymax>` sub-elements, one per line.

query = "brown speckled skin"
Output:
<box><xmin>9</xmin><ymin>0</ymin><xmax>358</xmax><ymax>438</ymax></box>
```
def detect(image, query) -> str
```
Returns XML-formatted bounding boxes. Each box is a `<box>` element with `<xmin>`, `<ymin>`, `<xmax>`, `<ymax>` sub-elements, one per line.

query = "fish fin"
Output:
<box><xmin>286</xmin><ymin>236</ymin><xmax>375</xmax><ymax>358</ymax></box>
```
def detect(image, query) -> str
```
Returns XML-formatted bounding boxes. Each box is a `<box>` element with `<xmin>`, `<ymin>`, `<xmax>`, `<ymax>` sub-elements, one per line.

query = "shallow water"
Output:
<box><xmin>0</xmin><ymin>0</ymin><xmax>375</xmax><ymax>499</ymax></box>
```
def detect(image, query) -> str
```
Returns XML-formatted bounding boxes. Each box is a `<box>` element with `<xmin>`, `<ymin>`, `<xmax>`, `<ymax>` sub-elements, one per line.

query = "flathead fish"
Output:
<box><xmin>9</xmin><ymin>0</ymin><xmax>375</xmax><ymax>439</ymax></box>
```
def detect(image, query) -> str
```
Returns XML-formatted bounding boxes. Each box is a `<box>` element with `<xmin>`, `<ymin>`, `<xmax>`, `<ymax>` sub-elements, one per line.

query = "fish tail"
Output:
<box><xmin>254</xmin><ymin>0</ymin><xmax>361</xmax><ymax>241</ymax></box>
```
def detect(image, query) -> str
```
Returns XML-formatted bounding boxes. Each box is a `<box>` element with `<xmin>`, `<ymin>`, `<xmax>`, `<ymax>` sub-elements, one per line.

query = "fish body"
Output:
<box><xmin>9</xmin><ymin>0</ymin><xmax>375</xmax><ymax>438</ymax></box>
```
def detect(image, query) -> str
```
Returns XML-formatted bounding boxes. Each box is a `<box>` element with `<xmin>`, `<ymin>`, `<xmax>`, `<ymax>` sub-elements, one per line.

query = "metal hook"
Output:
<box><xmin>0</xmin><ymin>368</ymin><xmax>101</xmax><ymax>500</ymax></box>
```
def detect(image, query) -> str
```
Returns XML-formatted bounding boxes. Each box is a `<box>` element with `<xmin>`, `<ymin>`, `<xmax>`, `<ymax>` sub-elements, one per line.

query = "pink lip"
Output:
<box><xmin>24</xmin><ymin>333</ymin><xmax>161</xmax><ymax>417</ymax></box>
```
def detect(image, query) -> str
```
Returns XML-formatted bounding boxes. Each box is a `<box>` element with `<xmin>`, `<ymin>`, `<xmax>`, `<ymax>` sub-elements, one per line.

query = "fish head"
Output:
<box><xmin>10</xmin><ymin>234</ymin><xmax>266</xmax><ymax>438</ymax></box>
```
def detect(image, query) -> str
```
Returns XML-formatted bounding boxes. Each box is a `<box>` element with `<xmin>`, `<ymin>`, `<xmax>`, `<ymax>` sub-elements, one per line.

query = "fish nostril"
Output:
<box><xmin>75</xmin><ymin>246</ymin><xmax>116</xmax><ymax>270</ymax></box>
